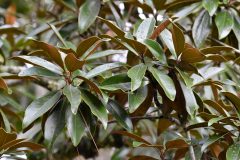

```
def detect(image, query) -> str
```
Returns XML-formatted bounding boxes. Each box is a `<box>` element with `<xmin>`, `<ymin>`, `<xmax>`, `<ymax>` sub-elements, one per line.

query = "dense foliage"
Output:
<box><xmin>0</xmin><ymin>0</ymin><xmax>240</xmax><ymax>159</ymax></box>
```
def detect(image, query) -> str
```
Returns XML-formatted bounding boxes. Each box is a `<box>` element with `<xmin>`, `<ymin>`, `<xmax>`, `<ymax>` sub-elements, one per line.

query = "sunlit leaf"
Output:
<box><xmin>215</xmin><ymin>10</ymin><xmax>234</xmax><ymax>39</ymax></box>
<box><xmin>192</xmin><ymin>11</ymin><xmax>211</xmax><ymax>48</ymax></box>
<box><xmin>63</xmin><ymin>85</ymin><xmax>81</xmax><ymax>114</ymax></box>
<box><xmin>136</xmin><ymin>17</ymin><xmax>156</xmax><ymax>42</ymax></box>
<box><xmin>149</xmin><ymin>67</ymin><xmax>176</xmax><ymax>101</ymax></box>
<box><xmin>202</xmin><ymin>0</ymin><xmax>218</xmax><ymax>16</ymax></box>
<box><xmin>127</xmin><ymin>63</ymin><xmax>147</xmax><ymax>92</ymax></box>
<box><xmin>23</xmin><ymin>91</ymin><xmax>61</xmax><ymax>128</ymax></box>
<box><xmin>226</xmin><ymin>143</ymin><xmax>240</xmax><ymax>160</ymax></box>
<box><xmin>12</xmin><ymin>56</ymin><xmax>63</xmax><ymax>75</ymax></box>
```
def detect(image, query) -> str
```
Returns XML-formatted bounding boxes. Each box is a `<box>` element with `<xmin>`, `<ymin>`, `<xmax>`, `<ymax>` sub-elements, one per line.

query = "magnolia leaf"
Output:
<box><xmin>143</xmin><ymin>39</ymin><xmax>166</xmax><ymax>63</ymax></box>
<box><xmin>78</xmin><ymin>0</ymin><xmax>101</xmax><ymax>34</ymax></box>
<box><xmin>192</xmin><ymin>11</ymin><xmax>211</xmax><ymax>48</ymax></box>
<box><xmin>12</xmin><ymin>56</ymin><xmax>63</xmax><ymax>75</ymax></box>
<box><xmin>127</xmin><ymin>63</ymin><xmax>147</xmax><ymax>92</ymax></box>
<box><xmin>86</xmin><ymin>62</ymin><xmax>124</xmax><ymax>78</ymax></box>
<box><xmin>136</xmin><ymin>17</ymin><xmax>156</xmax><ymax>42</ymax></box>
<box><xmin>63</xmin><ymin>85</ymin><xmax>81</xmax><ymax>114</ymax></box>
<box><xmin>18</xmin><ymin>66</ymin><xmax>59</xmax><ymax>77</ymax></box>
<box><xmin>44</xmin><ymin>99</ymin><xmax>66</xmax><ymax>148</ymax></box>
<box><xmin>65</xmin><ymin>53</ymin><xmax>85</xmax><ymax>72</ymax></box>
<box><xmin>23</xmin><ymin>91</ymin><xmax>61</xmax><ymax>128</ymax></box>
<box><xmin>128</xmin><ymin>86</ymin><xmax>148</xmax><ymax>113</ymax></box>
<box><xmin>107</xmin><ymin>99</ymin><xmax>133</xmax><ymax>131</ymax></box>
<box><xmin>215</xmin><ymin>10</ymin><xmax>234</xmax><ymax>39</ymax></box>
<box><xmin>202</xmin><ymin>0</ymin><xmax>218</xmax><ymax>16</ymax></box>
<box><xmin>66</xmin><ymin>107</ymin><xmax>85</xmax><ymax>146</ymax></box>
<box><xmin>149</xmin><ymin>67</ymin><xmax>176</xmax><ymax>101</ymax></box>
<box><xmin>172</xmin><ymin>23</ymin><xmax>185</xmax><ymax>55</ymax></box>
<box><xmin>226</xmin><ymin>143</ymin><xmax>240</xmax><ymax>160</ymax></box>
<box><xmin>80</xmin><ymin>89</ymin><xmax>108</xmax><ymax>129</ymax></box>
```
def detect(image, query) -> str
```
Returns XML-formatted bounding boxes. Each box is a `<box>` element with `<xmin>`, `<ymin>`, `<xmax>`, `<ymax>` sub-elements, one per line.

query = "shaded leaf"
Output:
<box><xmin>44</xmin><ymin>99</ymin><xmax>66</xmax><ymax>148</ymax></box>
<box><xmin>128</xmin><ymin>86</ymin><xmax>148</xmax><ymax>113</ymax></box>
<box><xmin>201</xmin><ymin>134</ymin><xmax>226</xmax><ymax>152</ymax></box>
<box><xmin>66</xmin><ymin>107</ymin><xmax>85</xmax><ymax>146</ymax></box>
<box><xmin>98</xmin><ymin>17</ymin><xmax>125</xmax><ymax>37</ymax></box>
<box><xmin>107</xmin><ymin>99</ymin><xmax>133</xmax><ymax>131</ymax></box>
<box><xmin>172</xmin><ymin>23</ymin><xmax>185</xmax><ymax>55</ymax></box>
<box><xmin>80</xmin><ymin>89</ymin><xmax>108</xmax><ymax>129</ymax></box>
<box><xmin>78</xmin><ymin>0</ymin><xmax>101</xmax><ymax>34</ymax></box>
<box><xmin>76</xmin><ymin>75</ymin><xmax>102</xmax><ymax>96</ymax></box>
<box><xmin>113</xmin><ymin>131</ymin><xmax>151</xmax><ymax>145</ymax></box>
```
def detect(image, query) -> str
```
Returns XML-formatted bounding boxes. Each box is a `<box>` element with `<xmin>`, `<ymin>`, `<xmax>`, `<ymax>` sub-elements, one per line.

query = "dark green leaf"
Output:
<box><xmin>80</xmin><ymin>89</ymin><xmax>108</xmax><ymax>129</ymax></box>
<box><xmin>63</xmin><ymin>85</ymin><xmax>81</xmax><ymax>114</ymax></box>
<box><xmin>180</xmin><ymin>81</ymin><xmax>198</xmax><ymax>118</ymax></box>
<box><xmin>23</xmin><ymin>91</ymin><xmax>61</xmax><ymax>128</ymax></box>
<box><xmin>100</xmin><ymin>74</ymin><xmax>131</xmax><ymax>91</ymax></box>
<box><xmin>44</xmin><ymin>99</ymin><xmax>66</xmax><ymax>148</ymax></box>
<box><xmin>66</xmin><ymin>107</ymin><xmax>85</xmax><ymax>146</ymax></box>
<box><xmin>78</xmin><ymin>0</ymin><xmax>101</xmax><ymax>34</ymax></box>
<box><xmin>107</xmin><ymin>99</ymin><xmax>133</xmax><ymax>131</ymax></box>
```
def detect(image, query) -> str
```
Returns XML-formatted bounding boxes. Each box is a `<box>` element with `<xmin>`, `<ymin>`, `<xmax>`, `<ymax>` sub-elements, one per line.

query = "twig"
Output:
<box><xmin>108</xmin><ymin>115</ymin><xmax>164</xmax><ymax>124</ymax></box>
<box><xmin>207</xmin><ymin>37</ymin><xmax>240</xmax><ymax>55</ymax></box>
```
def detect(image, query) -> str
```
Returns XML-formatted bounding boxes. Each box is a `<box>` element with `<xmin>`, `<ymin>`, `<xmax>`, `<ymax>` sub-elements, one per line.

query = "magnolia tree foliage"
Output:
<box><xmin>0</xmin><ymin>0</ymin><xmax>240</xmax><ymax>159</ymax></box>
